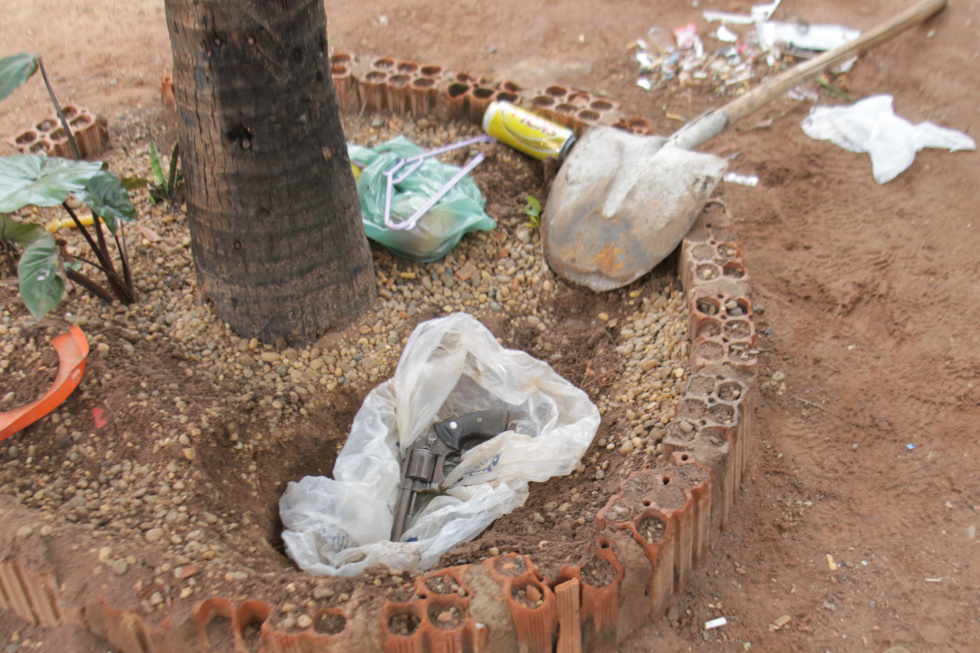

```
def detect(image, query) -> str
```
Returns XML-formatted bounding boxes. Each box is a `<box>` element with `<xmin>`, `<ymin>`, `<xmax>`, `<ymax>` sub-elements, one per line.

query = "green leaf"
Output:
<box><xmin>17</xmin><ymin>232</ymin><xmax>64</xmax><ymax>320</ymax></box>
<box><xmin>0</xmin><ymin>213</ymin><xmax>47</xmax><ymax>245</ymax></box>
<box><xmin>524</xmin><ymin>195</ymin><xmax>541</xmax><ymax>217</ymax></box>
<box><xmin>0</xmin><ymin>155</ymin><xmax>104</xmax><ymax>213</ymax></box>
<box><xmin>149</xmin><ymin>138</ymin><xmax>166</xmax><ymax>187</ymax></box>
<box><xmin>73</xmin><ymin>170</ymin><xmax>137</xmax><ymax>234</ymax></box>
<box><xmin>816</xmin><ymin>78</ymin><xmax>856</xmax><ymax>103</ymax></box>
<box><xmin>167</xmin><ymin>142</ymin><xmax>180</xmax><ymax>193</ymax></box>
<box><xmin>0</xmin><ymin>53</ymin><xmax>39</xmax><ymax>103</ymax></box>
<box><xmin>120</xmin><ymin>176</ymin><xmax>149</xmax><ymax>190</ymax></box>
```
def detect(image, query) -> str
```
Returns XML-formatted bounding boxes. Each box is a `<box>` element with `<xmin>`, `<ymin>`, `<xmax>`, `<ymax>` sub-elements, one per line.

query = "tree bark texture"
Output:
<box><xmin>165</xmin><ymin>0</ymin><xmax>375</xmax><ymax>343</ymax></box>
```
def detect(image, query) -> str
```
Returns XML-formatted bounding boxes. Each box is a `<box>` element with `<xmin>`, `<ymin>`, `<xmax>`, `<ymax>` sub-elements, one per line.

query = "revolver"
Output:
<box><xmin>391</xmin><ymin>410</ymin><xmax>510</xmax><ymax>542</ymax></box>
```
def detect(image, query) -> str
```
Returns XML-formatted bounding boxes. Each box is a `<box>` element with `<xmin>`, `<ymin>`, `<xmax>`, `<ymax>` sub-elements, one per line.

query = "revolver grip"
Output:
<box><xmin>433</xmin><ymin>410</ymin><xmax>510</xmax><ymax>450</ymax></box>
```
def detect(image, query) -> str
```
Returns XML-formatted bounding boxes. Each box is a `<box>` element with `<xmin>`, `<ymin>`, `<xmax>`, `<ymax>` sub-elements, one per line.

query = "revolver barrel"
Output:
<box><xmin>391</xmin><ymin>445</ymin><xmax>438</xmax><ymax>541</ymax></box>
<box><xmin>391</xmin><ymin>486</ymin><xmax>416</xmax><ymax>542</ymax></box>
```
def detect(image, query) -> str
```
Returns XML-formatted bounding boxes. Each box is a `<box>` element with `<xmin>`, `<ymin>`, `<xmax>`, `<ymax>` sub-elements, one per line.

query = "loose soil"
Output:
<box><xmin>2</xmin><ymin>1</ymin><xmax>979</xmax><ymax>653</ymax></box>
<box><xmin>387</xmin><ymin>611</ymin><xmax>421</xmax><ymax>636</ymax></box>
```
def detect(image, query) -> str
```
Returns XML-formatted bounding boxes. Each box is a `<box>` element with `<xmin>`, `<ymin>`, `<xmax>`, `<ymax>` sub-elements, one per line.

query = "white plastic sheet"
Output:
<box><xmin>801</xmin><ymin>95</ymin><xmax>976</xmax><ymax>184</ymax></box>
<box><xmin>703</xmin><ymin>0</ymin><xmax>782</xmax><ymax>25</ymax></box>
<box><xmin>279</xmin><ymin>313</ymin><xmax>601</xmax><ymax>576</ymax></box>
<box><xmin>757</xmin><ymin>21</ymin><xmax>861</xmax><ymax>53</ymax></box>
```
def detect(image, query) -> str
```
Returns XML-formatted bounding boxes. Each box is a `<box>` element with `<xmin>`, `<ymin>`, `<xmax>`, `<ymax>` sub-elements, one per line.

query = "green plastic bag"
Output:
<box><xmin>348</xmin><ymin>137</ymin><xmax>496</xmax><ymax>262</ymax></box>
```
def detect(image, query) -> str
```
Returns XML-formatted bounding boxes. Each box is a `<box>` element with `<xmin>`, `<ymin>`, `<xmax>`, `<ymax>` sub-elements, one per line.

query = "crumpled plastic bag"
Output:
<box><xmin>801</xmin><ymin>94</ymin><xmax>976</xmax><ymax>184</ymax></box>
<box><xmin>279</xmin><ymin>313</ymin><xmax>601</xmax><ymax>576</ymax></box>
<box><xmin>348</xmin><ymin>137</ymin><xmax>496</xmax><ymax>262</ymax></box>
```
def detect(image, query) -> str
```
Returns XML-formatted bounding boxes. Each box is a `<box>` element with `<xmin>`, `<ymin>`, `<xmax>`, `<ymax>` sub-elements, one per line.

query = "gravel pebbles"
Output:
<box><xmin>0</xmin><ymin>107</ymin><xmax>689</xmax><ymax>616</ymax></box>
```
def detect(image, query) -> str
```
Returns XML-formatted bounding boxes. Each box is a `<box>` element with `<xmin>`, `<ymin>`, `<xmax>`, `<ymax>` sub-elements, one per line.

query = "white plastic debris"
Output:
<box><xmin>636</xmin><ymin>77</ymin><xmax>653</xmax><ymax>91</ymax></box>
<box><xmin>802</xmin><ymin>94</ymin><xmax>977</xmax><ymax>183</ymax></box>
<box><xmin>758</xmin><ymin>21</ymin><xmax>861</xmax><ymax>53</ymax></box>
<box><xmin>675</xmin><ymin>23</ymin><xmax>702</xmax><ymax>55</ymax></box>
<box><xmin>750</xmin><ymin>0</ymin><xmax>783</xmax><ymax>23</ymax></box>
<box><xmin>715</xmin><ymin>26</ymin><xmax>739</xmax><ymax>43</ymax></box>
<box><xmin>703</xmin><ymin>10</ymin><xmax>756</xmax><ymax>25</ymax></box>
<box><xmin>279</xmin><ymin>313</ymin><xmax>600</xmax><ymax>576</ymax></box>
<box><xmin>635</xmin><ymin>50</ymin><xmax>656</xmax><ymax>71</ymax></box>
<box><xmin>724</xmin><ymin>72</ymin><xmax>754</xmax><ymax>87</ymax></box>
<box><xmin>723</xmin><ymin>172</ymin><xmax>759</xmax><ymax>186</ymax></box>
<box><xmin>831</xmin><ymin>56</ymin><xmax>858</xmax><ymax>74</ymax></box>
<box><xmin>706</xmin><ymin>617</ymin><xmax>728</xmax><ymax>629</ymax></box>
<box><xmin>787</xmin><ymin>86</ymin><xmax>819</xmax><ymax>102</ymax></box>
<box><xmin>704</xmin><ymin>0</ymin><xmax>782</xmax><ymax>25</ymax></box>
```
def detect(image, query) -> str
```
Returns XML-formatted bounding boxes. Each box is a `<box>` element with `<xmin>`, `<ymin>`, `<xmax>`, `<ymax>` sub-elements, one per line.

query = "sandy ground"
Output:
<box><xmin>1</xmin><ymin>0</ymin><xmax>979</xmax><ymax>651</ymax></box>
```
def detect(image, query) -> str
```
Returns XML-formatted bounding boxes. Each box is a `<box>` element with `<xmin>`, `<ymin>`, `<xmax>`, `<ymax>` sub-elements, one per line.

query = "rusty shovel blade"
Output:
<box><xmin>543</xmin><ymin>126</ymin><xmax>727</xmax><ymax>292</ymax></box>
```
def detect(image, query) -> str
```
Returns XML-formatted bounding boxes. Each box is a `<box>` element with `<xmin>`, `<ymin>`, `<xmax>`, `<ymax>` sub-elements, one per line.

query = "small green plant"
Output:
<box><xmin>150</xmin><ymin>138</ymin><xmax>182</xmax><ymax>204</ymax></box>
<box><xmin>524</xmin><ymin>195</ymin><xmax>542</xmax><ymax>229</ymax></box>
<box><xmin>123</xmin><ymin>137</ymin><xmax>182</xmax><ymax>205</ymax></box>
<box><xmin>816</xmin><ymin>76</ymin><xmax>856</xmax><ymax>103</ymax></box>
<box><xmin>0</xmin><ymin>52</ymin><xmax>138</xmax><ymax>319</ymax></box>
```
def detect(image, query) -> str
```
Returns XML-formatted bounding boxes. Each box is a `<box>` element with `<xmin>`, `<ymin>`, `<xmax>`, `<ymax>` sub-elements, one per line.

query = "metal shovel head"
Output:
<box><xmin>543</xmin><ymin>126</ymin><xmax>728</xmax><ymax>291</ymax></box>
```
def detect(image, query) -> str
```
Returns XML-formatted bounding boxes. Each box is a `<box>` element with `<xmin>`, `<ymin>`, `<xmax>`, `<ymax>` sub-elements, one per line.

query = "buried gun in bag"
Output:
<box><xmin>391</xmin><ymin>410</ymin><xmax>510</xmax><ymax>541</ymax></box>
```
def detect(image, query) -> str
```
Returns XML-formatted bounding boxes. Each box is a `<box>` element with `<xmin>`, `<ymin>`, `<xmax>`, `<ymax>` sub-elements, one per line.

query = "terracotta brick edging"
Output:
<box><xmin>0</xmin><ymin>57</ymin><xmax>758</xmax><ymax>652</ymax></box>
<box><xmin>8</xmin><ymin>104</ymin><xmax>109</xmax><ymax>159</ymax></box>
<box><xmin>336</xmin><ymin>53</ymin><xmax>625</xmax><ymax>135</ymax></box>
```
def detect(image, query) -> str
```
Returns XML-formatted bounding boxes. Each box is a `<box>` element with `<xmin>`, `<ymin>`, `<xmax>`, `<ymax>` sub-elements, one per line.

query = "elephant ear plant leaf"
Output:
<box><xmin>0</xmin><ymin>213</ymin><xmax>47</xmax><ymax>244</ymax></box>
<box><xmin>0</xmin><ymin>213</ymin><xmax>63</xmax><ymax>320</ymax></box>
<box><xmin>0</xmin><ymin>155</ymin><xmax>139</xmax><ymax>318</ymax></box>
<box><xmin>74</xmin><ymin>170</ymin><xmax>137</xmax><ymax>233</ymax></box>
<box><xmin>16</xmin><ymin>230</ymin><xmax>64</xmax><ymax>320</ymax></box>
<box><xmin>0</xmin><ymin>52</ymin><xmax>39</xmax><ymax>102</ymax></box>
<box><xmin>1</xmin><ymin>51</ymin><xmax>81</xmax><ymax>159</ymax></box>
<box><xmin>0</xmin><ymin>52</ymin><xmax>140</xmax><ymax>319</ymax></box>
<box><xmin>0</xmin><ymin>155</ymin><xmax>104</xmax><ymax>212</ymax></box>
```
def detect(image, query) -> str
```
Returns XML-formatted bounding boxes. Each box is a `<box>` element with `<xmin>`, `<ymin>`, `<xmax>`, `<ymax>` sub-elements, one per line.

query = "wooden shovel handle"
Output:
<box><xmin>670</xmin><ymin>0</ymin><xmax>947</xmax><ymax>149</ymax></box>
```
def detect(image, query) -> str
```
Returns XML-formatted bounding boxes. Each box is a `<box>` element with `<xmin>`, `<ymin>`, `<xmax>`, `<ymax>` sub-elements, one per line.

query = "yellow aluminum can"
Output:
<box><xmin>482</xmin><ymin>101</ymin><xmax>576</xmax><ymax>161</ymax></box>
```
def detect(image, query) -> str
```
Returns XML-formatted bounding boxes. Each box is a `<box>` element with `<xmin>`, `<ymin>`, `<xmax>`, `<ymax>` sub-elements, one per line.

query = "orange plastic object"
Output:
<box><xmin>0</xmin><ymin>325</ymin><xmax>89</xmax><ymax>441</ymax></box>
<box><xmin>161</xmin><ymin>73</ymin><xmax>176</xmax><ymax>111</ymax></box>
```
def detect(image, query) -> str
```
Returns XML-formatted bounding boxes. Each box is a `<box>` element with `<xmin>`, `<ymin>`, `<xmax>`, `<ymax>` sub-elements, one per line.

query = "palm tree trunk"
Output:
<box><xmin>165</xmin><ymin>0</ymin><xmax>375</xmax><ymax>343</ymax></box>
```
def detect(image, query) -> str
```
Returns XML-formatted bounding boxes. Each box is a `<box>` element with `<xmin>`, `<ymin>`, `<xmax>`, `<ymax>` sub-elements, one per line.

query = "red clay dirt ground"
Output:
<box><xmin>2</xmin><ymin>0</ymin><xmax>979</xmax><ymax>652</ymax></box>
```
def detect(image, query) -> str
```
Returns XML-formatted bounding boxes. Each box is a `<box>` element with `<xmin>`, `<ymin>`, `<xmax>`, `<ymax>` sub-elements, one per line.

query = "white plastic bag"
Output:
<box><xmin>757</xmin><ymin>21</ymin><xmax>860</xmax><ymax>53</ymax></box>
<box><xmin>801</xmin><ymin>94</ymin><xmax>976</xmax><ymax>184</ymax></box>
<box><xmin>279</xmin><ymin>313</ymin><xmax>600</xmax><ymax>576</ymax></box>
